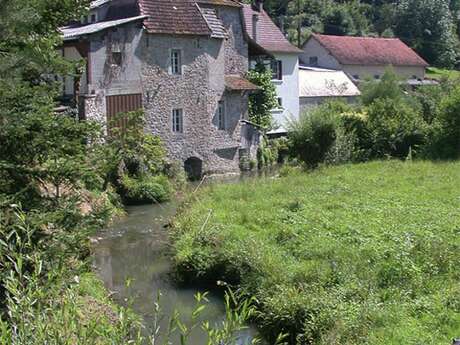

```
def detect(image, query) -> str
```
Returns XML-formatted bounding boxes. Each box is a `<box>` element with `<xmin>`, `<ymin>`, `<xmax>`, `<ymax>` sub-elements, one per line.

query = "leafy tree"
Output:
<box><xmin>360</xmin><ymin>68</ymin><xmax>405</xmax><ymax>105</ymax></box>
<box><xmin>395</xmin><ymin>0</ymin><xmax>459</xmax><ymax>67</ymax></box>
<box><xmin>425</xmin><ymin>85</ymin><xmax>460</xmax><ymax>159</ymax></box>
<box><xmin>323</xmin><ymin>4</ymin><xmax>356</xmax><ymax>35</ymax></box>
<box><xmin>247</xmin><ymin>63</ymin><xmax>278</xmax><ymax>129</ymax></box>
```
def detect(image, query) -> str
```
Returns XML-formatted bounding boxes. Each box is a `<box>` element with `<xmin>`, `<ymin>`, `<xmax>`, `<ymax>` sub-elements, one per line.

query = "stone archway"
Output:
<box><xmin>184</xmin><ymin>157</ymin><xmax>203</xmax><ymax>181</ymax></box>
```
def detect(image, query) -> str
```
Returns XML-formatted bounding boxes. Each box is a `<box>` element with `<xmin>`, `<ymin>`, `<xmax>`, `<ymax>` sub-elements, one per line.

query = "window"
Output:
<box><xmin>277</xmin><ymin>97</ymin><xmax>283</xmax><ymax>108</ymax></box>
<box><xmin>90</xmin><ymin>14</ymin><xmax>97</xmax><ymax>23</ymax></box>
<box><xmin>271</xmin><ymin>60</ymin><xmax>282</xmax><ymax>80</ymax></box>
<box><xmin>112</xmin><ymin>52</ymin><xmax>122</xmax><ymax>66</ymax></box>
<box><xmin>353</xmin><ymin>74</ymin><xmax>360</xmax><ymax>80</ymax></box>
<box><xmin>374</xmin><ymin>74</ymin><xmax>380</xmax><ymax>79</ymax></box>
<box><xmin>172</xmin><ymin>108</ymin><xmax>183</xmax><ymax>133</ymax></box>
<box><xmin>217</xmin><ymin>101</ymin><xmax>225</xmax><ymax>130</ymax></box>
<box><xmin>170</xmin><ymin>49</ymin><xmax>182</xmax><ymax>75</ymax></box>
<box><xmin>309</xmin><ymin>56</ymin><xmax>318</xmax><ymax>66</ymax></box>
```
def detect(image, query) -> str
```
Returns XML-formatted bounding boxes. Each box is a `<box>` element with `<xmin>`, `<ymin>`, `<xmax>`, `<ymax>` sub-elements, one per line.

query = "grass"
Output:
<box><xmin>172</xmin><ymin>161</ymin><xmax>460</xmax><ymax>345</ymax></box>
<box><xmin>426</xmin><ymin>67</ymin><xmax>460</xmax><ymax>80</ymax></box>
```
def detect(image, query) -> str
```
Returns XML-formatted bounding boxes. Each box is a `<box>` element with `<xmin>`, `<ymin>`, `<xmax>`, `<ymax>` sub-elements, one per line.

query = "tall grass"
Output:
<box><xmin>172</xmin><ymin>161</ymin><xmax>460</xmax><ymax>345</ymax></box>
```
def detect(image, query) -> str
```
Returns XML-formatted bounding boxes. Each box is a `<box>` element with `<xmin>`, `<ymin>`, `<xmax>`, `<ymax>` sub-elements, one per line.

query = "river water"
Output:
<box><xmin>91</xmin><ymin>171</ymin><xmax>276</xmax><ymax>344</ymax></box>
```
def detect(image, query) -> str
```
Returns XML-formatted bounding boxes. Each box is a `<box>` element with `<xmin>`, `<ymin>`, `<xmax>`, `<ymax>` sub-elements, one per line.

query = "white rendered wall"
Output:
<box><xmin>271</xmin><ymin>53</ymin><xmax>300</xmax><ymax>131</ymax></box>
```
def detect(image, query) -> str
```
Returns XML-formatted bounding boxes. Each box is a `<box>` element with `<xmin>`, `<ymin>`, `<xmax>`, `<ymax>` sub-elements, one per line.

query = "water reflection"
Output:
<box><xmin>92</xmin><ymin>202</ymin><xmax>258</xmax><ymax>344</ymax></box>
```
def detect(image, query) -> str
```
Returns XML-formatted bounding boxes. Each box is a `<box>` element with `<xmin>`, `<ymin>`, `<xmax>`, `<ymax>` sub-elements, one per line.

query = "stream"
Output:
<box><xmin>91</xmin><ymin>171</ymin><xmax>278</xmax><ymax>344</ymax></box>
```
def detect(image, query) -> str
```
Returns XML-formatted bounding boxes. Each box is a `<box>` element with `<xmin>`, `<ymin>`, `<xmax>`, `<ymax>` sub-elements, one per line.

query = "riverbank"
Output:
<box><xmin>172</xmin><ymin>160</ymin><xmax>460</xmax><ymax>345</ymax></box>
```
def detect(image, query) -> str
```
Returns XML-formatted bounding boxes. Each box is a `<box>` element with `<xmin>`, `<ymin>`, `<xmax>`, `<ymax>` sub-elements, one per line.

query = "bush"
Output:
<box><xmin>424</xmin><ymin>86</ymin><xmax>460</xmax><ymax>159</ymax></box>
<box><xmin>339</xmin><ymin>111</ymin><xmax>373</xmax><ymax>161</ymax></box>
<box><xmin>366</xmin><ymin>98</ymin><xmax>427</xmax><ymax>158</ymax></box>
<box><xmin>360</xmin><ymin>68</ymin><xmax>405</xmax><ymax>106</ymax></box>
<box><xmin>257</xmin><ymin>136</ymin><xmax>279</xmax><ymax>169</ymax></box>
<box><xmin>120</xmin><ymin>174</ymin><xmax>172</xmax><ymax>204</ymax></box>
<box><xmin>288</xmin><ymin>105</ymin><xmax>338</xmax><ymax>168</ymax></box>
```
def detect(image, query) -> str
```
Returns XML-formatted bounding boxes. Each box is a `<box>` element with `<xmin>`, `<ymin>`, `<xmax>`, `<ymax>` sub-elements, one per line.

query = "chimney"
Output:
<box><xmin>252</xmin><ymin>0</ymin><xmax>263</xmax><ymax>12</ymax></box>
<box><xmin>252</xmin><ymin>13</ymin><xmax>259</xmax><ymax>42</ymax></box>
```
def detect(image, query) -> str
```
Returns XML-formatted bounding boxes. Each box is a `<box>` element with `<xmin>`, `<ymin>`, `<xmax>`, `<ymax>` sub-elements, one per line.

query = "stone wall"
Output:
<box><xmin>81</xmin><ymin>5</ymin><xmax>254</xmax><ymax>175</ymax></box>
<box><xmin>140</xmin><ymin>5</ymin><xmax>252</xmax><ymax>175</ymax></box>
<box><xmin>140</xmin><ymin>33</ymin><xmax>248</xmax><ymax>174</ymax></box>
<box><xmin>81</xmin><ymin>93</ymin><xmax>106</xmax><ymax>130</ymax></box>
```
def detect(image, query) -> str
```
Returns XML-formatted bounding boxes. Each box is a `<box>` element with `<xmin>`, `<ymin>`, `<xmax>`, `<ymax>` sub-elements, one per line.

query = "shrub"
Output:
<box><xmin>288</xmin><ymin>105</ymin><xmax>338</xmax><ymax>168</ymax></box>
<box><xmin>360</xmin><ymin>68</ymin><xmax>405</xmax><ymax>106</ymax></box>
<box><xmin>120</xmin><ymin>174</ymin><xmax>172</xmax><ymax>204</ymax></box>
<box><xmin>424</xmin><ymin>85</ymin><xmax>460</xmax><ymax>159</ymax></box>
<box><xmin>339</xmin><ymin>111</ymin><xmax>373</xmax><ymax>161</ymax></box>
<box><xmin>324</xmin><ymin>124</ymin><xmax>358</xmax><ymax>165</ymax></box>
<box><xmin>257</xmin><ymin>136</ymin><xmax>279</xmax><ymax>169</ymax></box>
<box><xmin>366</xmin><ymin>98</ymin><xmax>427</xmax><ymax>158</ymax></box>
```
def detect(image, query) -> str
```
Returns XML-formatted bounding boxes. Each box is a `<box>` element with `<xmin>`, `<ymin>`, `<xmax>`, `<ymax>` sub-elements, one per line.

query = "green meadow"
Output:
<box><xmin>173</xmin><ymin>161</ymin><xmax>460</xmax><ymax>345</ymax></box>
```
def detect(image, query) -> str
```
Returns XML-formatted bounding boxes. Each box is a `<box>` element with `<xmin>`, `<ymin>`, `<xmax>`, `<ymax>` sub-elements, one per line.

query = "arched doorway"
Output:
<box><xmin>184</xmin><ymin>157</ymin><xmax>203</xmax><ymax>181</ymax></box>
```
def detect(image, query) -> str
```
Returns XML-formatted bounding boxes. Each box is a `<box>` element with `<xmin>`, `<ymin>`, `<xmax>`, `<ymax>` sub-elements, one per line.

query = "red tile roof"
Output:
<box><xmin>139</xmin><ymin>0</ymin><xmax>211</xmax><ymax>35</ymax></box>
<box><xmin>310</xmin><ymin>34</ymin><xmax>428</xmax><ymax>67</ymax></box>
<box><xmin>225</xmin><ymin>75</ymin><xmax>259</xmax><ymax>90</ymax></box>
<box><xmin>242</xmin><ymin>4</ymin><xmax>301</xmax><ymax>54</ymax></box>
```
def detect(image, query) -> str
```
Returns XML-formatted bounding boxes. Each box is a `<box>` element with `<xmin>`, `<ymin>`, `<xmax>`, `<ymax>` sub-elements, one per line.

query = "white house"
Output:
<box><xmin>241</xmin><ymin>1</ymin><xmax>302</xmax><ymax>134</ymax></box>
<box><xmin>301</xmin><ymin>34</ymin><xmax>429</xmax><ymax>82</ymax></box>
<box><xmin>299</xmin><ymin>66</ymin><xmax>360</xmax><ymax>112</ymax></box>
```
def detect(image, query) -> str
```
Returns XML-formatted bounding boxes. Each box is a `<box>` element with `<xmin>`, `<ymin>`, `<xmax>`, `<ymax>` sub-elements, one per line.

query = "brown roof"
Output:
<box><xmin>200</xmin><ymin>7</ymin><xmax>227</xmax><ymax>38</ymax></box>
<box><xmin>139</xmin><ymin>0</ymin><xmax>211</xmax><ymax>35</ymax></box>
<box><xmin>225</xmin><ymin>75</ymin><xmax>259</xmax><ymax>91</ymax></box>
<box><xmin>241</xmin><ymin>4</ymin><xmax>301</xmax><ymax>54</ymax></box>
<box><xmin>196</xmin><ymin>0</ymin><xmax>240</xmax><ymax>7</ymax></box>
<box><xmin>309</xmin><ymin>34</ymin><xmax>429</xmax><ymax>67</ymax></box>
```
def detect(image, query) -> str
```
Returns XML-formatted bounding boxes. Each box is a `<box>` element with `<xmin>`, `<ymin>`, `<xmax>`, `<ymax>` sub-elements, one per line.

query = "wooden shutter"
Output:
<box><xmin>106</xmin><ymin>93</ymin><xmax>142</xmax><ymax>133</ymax></box>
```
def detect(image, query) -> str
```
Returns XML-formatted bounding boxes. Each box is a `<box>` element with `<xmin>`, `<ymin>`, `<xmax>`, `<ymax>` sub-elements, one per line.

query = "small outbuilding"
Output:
<box><xmin>299</xmin><ymin>66</ymin><xmax>361</xmax><ymax>112</ymax></box>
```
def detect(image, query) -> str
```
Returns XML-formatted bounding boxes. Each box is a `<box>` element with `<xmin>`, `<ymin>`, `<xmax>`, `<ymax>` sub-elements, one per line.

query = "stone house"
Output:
<box><xmin>60</xmin><ymin>0</ymin><xmax>266</xmax><ymax>178</ymax></box>
<box><xmin>301</xmin><ymin>34</ymin><xmax>429</xmax><ymax>82</ymax></box>
<box><xmin>241</xmin><ymin>1</ymin><xmax>302</xmax><ymax>134</ymax></box>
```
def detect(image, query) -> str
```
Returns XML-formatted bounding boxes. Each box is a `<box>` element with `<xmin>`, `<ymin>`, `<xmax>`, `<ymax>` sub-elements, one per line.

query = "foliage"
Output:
<box><xmin>247</xmin><ymin>64</ymin><xmax>278</xmax><ymax>129</ymax></box>
<box><xmin>0</xmin><ymin>102</ymin><xmax>102</xmax><ymax>205</ymax></box>
<box><xmin>120</xmin><ymin>174</ymin><xmax>172</xmax><ymax>205</ymax></box>
<box><xmin>365</xmin><ymin>98</ymin><xmax>426</xmax><ymax>158</ymax></box>
<box><xmin>288</xmin><ymin>103</ymin><xmax>341</xmax><ymax>168</ymax></box>
<box><xmin>246</xmin><ymin>0</ymin><xmax>460</xmax><ymax>67</ymax></box>
<box><xmin>426</xmin><ymin>67</ymin><xmax>460</xmax><ymax>80</ymax></box>
<box><xmin>0</xmin><ymin>204</ymin><xmax>264</xmax><ymax>344</ymax></box>
<box><xmin>359</xmin><ymin>68</ymin><xmax>405</xmax><ymax>106</ymax></box>
<box><xmin>257</xmin><ymin>136</ymin><xmax>279</xmax><ymax>169</ymax></box>
<box><xmin>94</xmin><ymin>110</ymin><xmax>175</xmax><ymax>203</ymax></box>
<box><xmin>424</xmin><ymin>85</ymin><xmax>460</xmax><ymax>159</ymax></box>
<box><xmin>395</xmin><ymin>0</ymin><xmax>459</xmax><ymax>67</ymax></box>
<box><xmin>172</xmin><ymin>161</ymin><xmax>460</xmax><ymax>345</ymax></box>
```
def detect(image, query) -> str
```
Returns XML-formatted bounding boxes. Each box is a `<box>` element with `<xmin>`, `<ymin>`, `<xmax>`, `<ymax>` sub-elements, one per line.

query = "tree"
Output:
<box><xmin>395</xmin><ymin>0</ymin><xmax>459</xmax><ymax>67</ymax></box>
<box><xmin>246</xmin><ymin>63</ymin><xmax>278</xmax><ymax>129</ymax></box>
<box><xmin>0</xmin><ymin>0</ymin><xmax>94</xmax><ymax>207</ymax></box>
